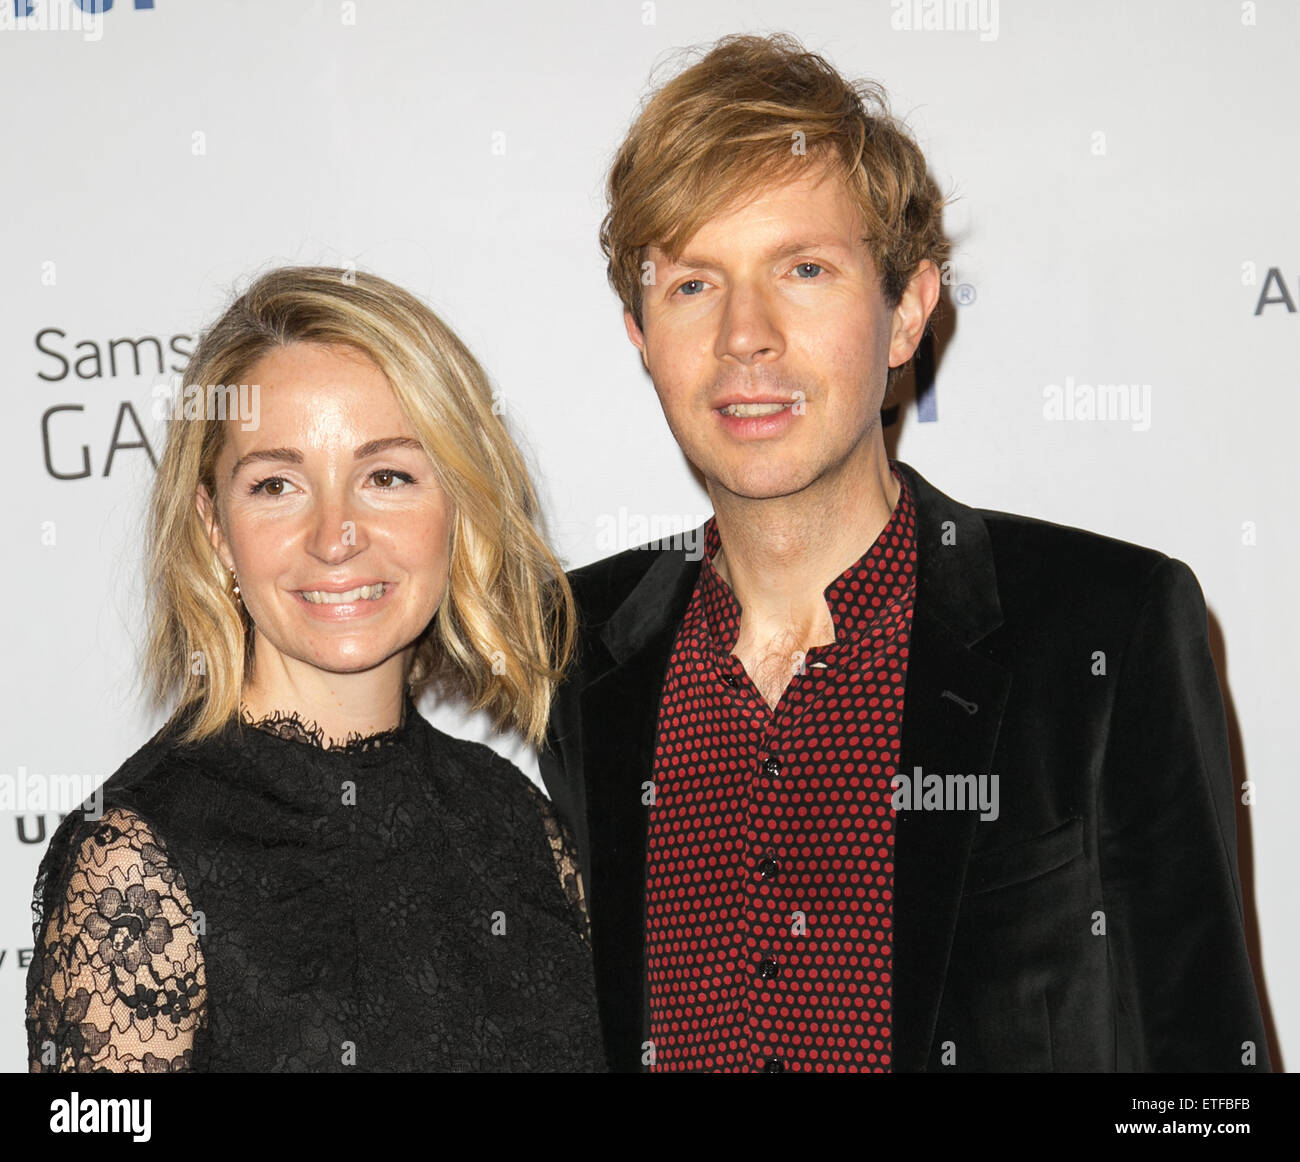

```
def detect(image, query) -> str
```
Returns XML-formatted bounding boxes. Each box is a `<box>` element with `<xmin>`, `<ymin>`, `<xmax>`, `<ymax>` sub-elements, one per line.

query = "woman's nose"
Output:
<box><xmin>307</xmin><ymin>491</ymin><xmax>364</xmax><ymax>562</ymax></box>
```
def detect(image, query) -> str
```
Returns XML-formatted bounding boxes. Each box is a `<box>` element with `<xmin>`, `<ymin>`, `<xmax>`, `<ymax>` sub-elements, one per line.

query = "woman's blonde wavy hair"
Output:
<box><xmin>143</xmin><ymin>265</ymin><xmax>574</xmax><ymax>748</ymax></box>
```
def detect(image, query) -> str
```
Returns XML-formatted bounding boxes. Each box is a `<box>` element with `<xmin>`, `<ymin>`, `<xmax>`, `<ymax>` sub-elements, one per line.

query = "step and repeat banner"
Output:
<box><xmin>1</xmin><ymin>0</ymin><xmax>1295</xmax><ymax>1073</ymax></box>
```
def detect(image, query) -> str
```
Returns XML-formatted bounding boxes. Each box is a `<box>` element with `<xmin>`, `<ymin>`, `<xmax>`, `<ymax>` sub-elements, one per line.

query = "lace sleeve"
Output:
<box><xmin>26</xmin><ymin>806</ymin><xmax>207</xmax><ymax>1072</ymax></box>
<box><xmin>520</xmin><ymin>779</ymin><xmax>590</xmax><ymax>943</ymax></box>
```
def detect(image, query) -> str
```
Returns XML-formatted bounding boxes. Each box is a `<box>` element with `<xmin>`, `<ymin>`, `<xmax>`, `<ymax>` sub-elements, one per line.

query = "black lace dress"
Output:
<box><xmin>25</xmin><ymin>697</ymin><xmax>606</xmax><ymax>1072</ymax></box>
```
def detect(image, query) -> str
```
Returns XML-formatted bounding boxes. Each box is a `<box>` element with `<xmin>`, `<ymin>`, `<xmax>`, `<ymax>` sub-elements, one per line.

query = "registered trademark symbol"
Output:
<box><xmin>955</xmin><ymin>283</ymin><xmax>977</xmax><ymax>306</ymax></box>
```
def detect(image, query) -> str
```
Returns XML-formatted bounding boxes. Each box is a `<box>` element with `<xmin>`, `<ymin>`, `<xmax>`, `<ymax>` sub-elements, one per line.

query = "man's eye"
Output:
<box><xmin>675</xmin><ymin>279</ymin><xmax>706</xmax><ymax>296</ymax></box>
<box><xmin>794</xmin><ymin>262</ymin><xmax>824</xmax><ymax>278</ymax></box>
<box><xmin>249</xmin><ymin>476</ymin><xmax>296</xmax><ymax>497</ymax></box>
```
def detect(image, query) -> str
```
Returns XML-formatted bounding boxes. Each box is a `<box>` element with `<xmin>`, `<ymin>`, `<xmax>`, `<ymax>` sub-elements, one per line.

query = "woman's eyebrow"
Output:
<box><xmin>353</xmin><ymin>436</ymin><xmax>426</xmax><ymax>459</ymax></box>
<box><xmin>229</xmin><ymin>447</ymin><xmax>301</xmax><ymax>480</ymax></box>
<box><xmin>229</xmin><ymin>437</ymin><xmax>425</xmax><ymax>480</ymax></box>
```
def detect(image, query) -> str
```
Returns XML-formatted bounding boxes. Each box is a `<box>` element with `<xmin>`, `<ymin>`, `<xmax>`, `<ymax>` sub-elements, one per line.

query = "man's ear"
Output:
<box><xmin>623</xmin><ymin>309</ymin><xmax>650</xmax><ymax>372</ymax></box>
<box><xmin>887</xmin><ymin>259</ymin><xmax>942</xmax><ymax>369</ymax></box>
<box><xmin>195</xmin><ymin>485</ymin><xmax>233</xmax><ymax>573</ymax></box>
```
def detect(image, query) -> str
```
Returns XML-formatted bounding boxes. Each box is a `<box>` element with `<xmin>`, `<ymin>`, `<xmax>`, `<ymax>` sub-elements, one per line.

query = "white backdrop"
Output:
<box><xmin>1</xmin><ymin>0</ymin><xmax>1295</xmax><ymax>1073</ymax></box>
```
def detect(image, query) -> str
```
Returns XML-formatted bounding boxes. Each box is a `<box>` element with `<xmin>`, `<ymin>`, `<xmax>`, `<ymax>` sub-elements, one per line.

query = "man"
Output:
<box><xmin>539</xmin><ymin>32</ymin><xmax>1269</xmax><ymax>1073</ymax></box>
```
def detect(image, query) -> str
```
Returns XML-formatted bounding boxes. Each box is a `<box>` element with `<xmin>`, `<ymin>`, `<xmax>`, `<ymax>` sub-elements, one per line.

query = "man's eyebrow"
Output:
<box><xmin>661</xmin><ymin>237</ymin><xmax>857</xmax><ymax>271</ymax></box>
<box><xmin>229</xmin><ymin>437</ymin><xmax>426</xmax><ymax>481</ymax></box>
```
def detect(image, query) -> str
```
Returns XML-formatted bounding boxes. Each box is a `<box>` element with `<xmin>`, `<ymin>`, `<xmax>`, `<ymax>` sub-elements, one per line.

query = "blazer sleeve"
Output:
<box><xmin>1097</xmin><ymin>556</ymin><xmax>1269</xmax><ymax>1071</ymax></box>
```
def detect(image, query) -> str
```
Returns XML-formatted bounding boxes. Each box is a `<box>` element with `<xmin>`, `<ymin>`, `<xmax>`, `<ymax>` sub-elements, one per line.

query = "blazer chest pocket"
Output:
<box><xmin>964</xmin><ymin>817</ymin><xmax>1084</xmax><ymax>896</ymax></box>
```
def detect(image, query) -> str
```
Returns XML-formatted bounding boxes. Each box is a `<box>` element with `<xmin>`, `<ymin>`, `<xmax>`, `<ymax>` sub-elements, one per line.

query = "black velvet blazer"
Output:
<box><xmin>539</xmin><ymin>459</ymin><xmax>1270</xmax><ymax>1073</ymax></box>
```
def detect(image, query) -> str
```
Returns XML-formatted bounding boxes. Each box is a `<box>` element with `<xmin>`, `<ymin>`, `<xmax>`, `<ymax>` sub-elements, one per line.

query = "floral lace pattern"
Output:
<box><xmin>26</xmin><ymin>704</ymin><xmax>605</xmax><ymax>1072</ymax></box>
<box><xmin>27</xmin><ymin>809</ymin><xmax>206</xmax><ymax>1072</ymax></box>
<box><xmin>237</xmin><ymin>705</ymin><xmax>590</xmax><ymax>931</ymax></box>
<box><xmin>519</xmin><ymin>778</ymin><xmax>589</xmax><ymax>941</ymax></box>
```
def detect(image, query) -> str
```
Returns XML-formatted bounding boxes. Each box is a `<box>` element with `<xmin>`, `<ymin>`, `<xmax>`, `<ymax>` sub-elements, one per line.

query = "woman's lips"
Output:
<box><xmin>293</xmin><ymin>581</ymin><xmax>396</xmax><ymax>618</ymax></box>
<box><xmin>299</xmin><ymin>582</ymin><xmax>387</xmax><ymax>604</ymax></box>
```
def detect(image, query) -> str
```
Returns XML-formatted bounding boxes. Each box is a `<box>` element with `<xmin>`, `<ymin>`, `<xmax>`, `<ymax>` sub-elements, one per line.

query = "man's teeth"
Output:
<box><xmin>300</xmin><ymin>584</ymin><xmax>386</xmax><ymax>604</ymax></box>
<box><xmin>721</xmin><ymin>402</ymin><xmax>791</xmax><ymax>417</ymax></box>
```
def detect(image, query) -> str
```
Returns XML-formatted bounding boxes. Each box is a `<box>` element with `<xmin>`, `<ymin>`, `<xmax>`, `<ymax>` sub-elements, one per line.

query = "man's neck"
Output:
<box><xmin>710</xmin><ymin>442</ymin><xmax>900</xmax><ymax>651</ymax></box>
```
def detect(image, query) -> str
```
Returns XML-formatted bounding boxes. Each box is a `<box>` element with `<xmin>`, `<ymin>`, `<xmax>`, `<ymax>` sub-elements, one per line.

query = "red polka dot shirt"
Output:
<box><xmin>645</xmin><ymin>464</ymin><xmax>917</xmax><ymax>1072</ymax></box>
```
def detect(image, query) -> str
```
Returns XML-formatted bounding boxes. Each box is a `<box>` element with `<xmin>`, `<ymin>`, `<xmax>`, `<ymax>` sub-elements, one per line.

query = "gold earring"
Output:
<box><xmin>229</xmin><ymin>567</ymin><xmax>241</xmax><ymax>603</ymax></box>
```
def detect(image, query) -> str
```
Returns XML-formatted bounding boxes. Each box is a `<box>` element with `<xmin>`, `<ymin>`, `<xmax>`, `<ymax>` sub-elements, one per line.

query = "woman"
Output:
<box><xmin>25</xmin><ymin>266</ymin><xmax>605</xmax><ymax>1071</ymax></box>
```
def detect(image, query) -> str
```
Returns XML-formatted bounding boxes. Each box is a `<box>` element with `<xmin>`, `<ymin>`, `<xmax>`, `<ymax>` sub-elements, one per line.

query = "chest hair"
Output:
<box><xmin>741</xmin><ymin>625</ymin><xmax>809</xmax><ymax>711</ymax></box>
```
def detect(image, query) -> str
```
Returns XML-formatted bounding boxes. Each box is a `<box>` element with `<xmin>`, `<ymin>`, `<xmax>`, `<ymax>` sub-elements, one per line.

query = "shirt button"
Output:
<box><xmin>759</xmin><ymin>958</ymin><xmax>780</xmax><ymax>981</ymax></box>
<box><xmin>721</xmin><ymin>672</ymin><xmax>739</xmax><ymax>687</ymax></box>
<box><xmin>762</xmin><ymin>757</ymin><xmax>781</xmax><ymax>779</ymax></box>
<box><xmin>763</xmin><ymin>1057</ymin><xmax>785</xmax><ymax>1073</ymax></box>
<box><xmin>757</xmin><ymin>857</ymin><xmax>780</xmax><ymax>880</ymax></box>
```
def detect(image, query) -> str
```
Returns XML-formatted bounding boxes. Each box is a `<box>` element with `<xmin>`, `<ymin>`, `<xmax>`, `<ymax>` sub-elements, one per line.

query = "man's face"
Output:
<box><xmin>625</xmin><ymin>161</ymin><xmax>932</xmax><ymax>503</ymax></box>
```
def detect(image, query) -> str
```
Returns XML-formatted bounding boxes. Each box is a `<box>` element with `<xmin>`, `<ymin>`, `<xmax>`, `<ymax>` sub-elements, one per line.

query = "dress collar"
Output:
<box><xmin>236</xmin><ymin>693</ymin><xmax>422</xmax><ymax>757</ymax></box>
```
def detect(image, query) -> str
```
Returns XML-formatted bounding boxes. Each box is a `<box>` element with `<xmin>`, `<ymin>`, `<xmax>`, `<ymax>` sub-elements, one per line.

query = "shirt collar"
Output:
<box><xmin>696</xmin><ymin>461</ymin><xmax>917</xmax><ymax>654</ymax></box>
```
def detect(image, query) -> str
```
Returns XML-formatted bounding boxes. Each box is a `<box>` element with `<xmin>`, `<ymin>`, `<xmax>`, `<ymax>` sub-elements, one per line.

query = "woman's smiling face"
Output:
<box><xmin>197</xmin><ymin>341</ymin><xmax>452</xmax><ymax>685</ymax></box>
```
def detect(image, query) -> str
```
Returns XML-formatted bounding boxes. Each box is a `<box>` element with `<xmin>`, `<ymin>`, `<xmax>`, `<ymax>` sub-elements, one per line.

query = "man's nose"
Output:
<box><xmin>714</xmin><ymin>280</ymin><xmax>785</xmax><ymax>365</ymax></box>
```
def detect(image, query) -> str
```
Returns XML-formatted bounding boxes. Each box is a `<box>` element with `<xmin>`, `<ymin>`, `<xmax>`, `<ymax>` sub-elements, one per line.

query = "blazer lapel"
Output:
<box><xmin>891</xmin><ymin>461</ymin><xmax>1011</xmax><ymax>1071</ymax></box>
<box><xmin>578</xmin><ymin>548</ymin><xmax>699</xmax><ymax>1071</ymax></box>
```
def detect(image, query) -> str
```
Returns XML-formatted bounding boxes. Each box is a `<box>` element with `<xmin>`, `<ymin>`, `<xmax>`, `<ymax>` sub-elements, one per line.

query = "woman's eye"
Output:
<box><xmin>249</xmin><ymin>476</ymin><xmax>296</xmax><ymax>497</ymax></box>
<box><xmin>794</xmin><ymin>262</ymin><xmax>824</xmax><ymax>278</ymax></box>
<box><xmin>675</xmin><ymin>279</ymin><xmax>706</xmax><ymax>296</ymax></box>
<box><xmin>246</xmin><ymin>470</ymin><xmax>414</xmax><ymax>496</ymax></box>
<box><xmin>371</xmin><ymin>469</ymin><xmax>415</xmax><ymax>488</ymax></box>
